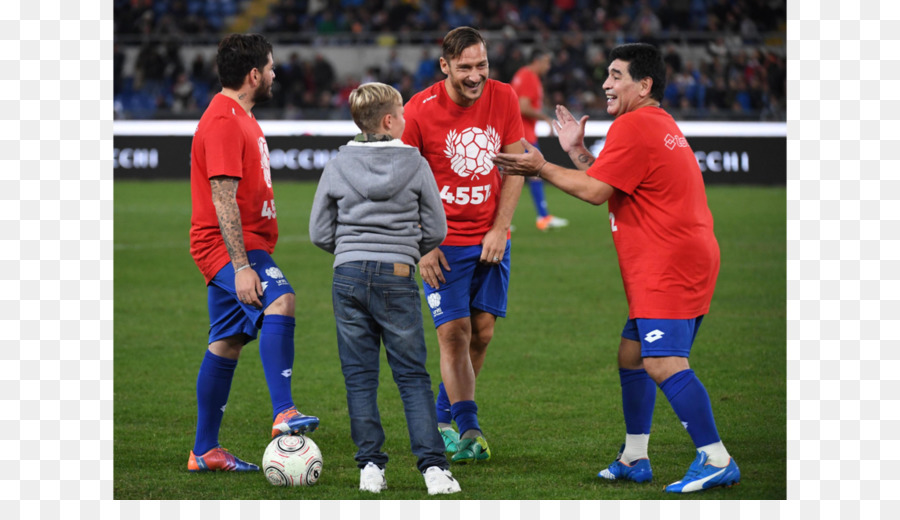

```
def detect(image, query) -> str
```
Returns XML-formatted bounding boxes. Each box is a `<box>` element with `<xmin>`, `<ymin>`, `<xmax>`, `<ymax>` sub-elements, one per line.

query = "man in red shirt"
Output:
<box><xmin>494</xmin><ymin>43</ymin><xmax>740</xmax><ymax>493</ymax></box>
<box><xmin>187</xmin><ymin>33</ymin><xmax>318</xmax><ymax>472</ymax></box>
<box><xmin>510</xmin><ymin>48</ymin><xmax>569</xmax><ymax>231</ymax></box>
<box><xmin>402</xmin><ymin>27</ymin><xmax>525</xmax><ymax>464</ymax></box>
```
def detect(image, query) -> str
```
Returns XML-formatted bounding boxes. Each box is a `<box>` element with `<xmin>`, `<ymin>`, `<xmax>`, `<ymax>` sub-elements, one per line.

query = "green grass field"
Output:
<box><xmin>114</xmin><ymin>180</ymin><xmax>785</xmax><ymax>500</ymax></box>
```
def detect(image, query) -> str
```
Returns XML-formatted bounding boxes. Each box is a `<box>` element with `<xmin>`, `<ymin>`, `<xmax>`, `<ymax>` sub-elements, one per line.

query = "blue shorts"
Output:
<box><xmin>621</xmin><ymin>316</ymin><xmax>705</xmax><ymax>358</ymax></box>
<box><xmin>206</xmin><ymin>250</ymin><xmax>295</xmax><ymax>344</ymax></box>
<box><xmin>422</xmin><ymin>241</ymin><xmax>511</xmax><ymax>328</ymax></box>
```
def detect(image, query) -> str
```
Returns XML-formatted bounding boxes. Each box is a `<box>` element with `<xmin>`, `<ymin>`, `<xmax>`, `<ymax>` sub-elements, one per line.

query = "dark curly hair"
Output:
<box><xmin>608</xmin><ymin>43</ymin><xmax>667</xmax><ymax>102</ymax></box>
<box><xmin>216</xmin><ymin>33</ymin><xmax>273</xmax><ymax>90</ymax></box>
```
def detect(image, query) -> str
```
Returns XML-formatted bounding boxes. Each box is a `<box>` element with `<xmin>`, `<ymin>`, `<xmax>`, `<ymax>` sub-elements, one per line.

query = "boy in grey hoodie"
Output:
<box><xmin>309</xmin><ymin>82</ymin><xmax>460</xmax><ymax>495</ymax></box>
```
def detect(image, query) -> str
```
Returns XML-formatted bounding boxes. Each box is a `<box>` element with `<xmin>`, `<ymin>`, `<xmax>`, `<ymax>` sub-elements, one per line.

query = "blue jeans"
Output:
<box><xmin>332</xmin><ymin>261</ymin><xmax>448</xmax><ymax>472</ymax></box>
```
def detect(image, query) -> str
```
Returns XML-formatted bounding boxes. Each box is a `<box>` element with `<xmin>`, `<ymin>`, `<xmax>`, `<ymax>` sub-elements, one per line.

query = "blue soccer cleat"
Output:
<box><xmin>664</xmin><ymin>451</ymin><xmax>741</xmax><ymax>493</ymax></box>
<box><xmin>597</xmin><ymin>444</ymin><xmax>653</xmax><ymax>483</ymax></box>
<box><xmin>272</xmin><ymin>407</ymin><xmax>319</xmax><ymax>438</ymax></box>
<box><xmin>187</xmin><ymin>446</ymin><xmax>259</xmax><ymax>472</ymax></box>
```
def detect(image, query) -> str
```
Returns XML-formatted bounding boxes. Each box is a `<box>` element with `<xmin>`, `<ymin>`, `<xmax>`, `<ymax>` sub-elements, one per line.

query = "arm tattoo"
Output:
<box><xmin>210</xmin><ymin>177</ymin><xmax>249</xmax><ymax>267</ymax></box>
<box><xmin>577</xmin><ymin>154</ymin><xmax>595</xmax><ymax>166</ymax></box>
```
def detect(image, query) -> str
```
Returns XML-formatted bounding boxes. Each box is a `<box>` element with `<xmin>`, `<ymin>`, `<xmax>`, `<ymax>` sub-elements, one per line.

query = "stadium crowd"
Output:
<box><xmin>114</xmin><ymin>0</ymin><xmax>786</xmax><ymax>121</ymax></box>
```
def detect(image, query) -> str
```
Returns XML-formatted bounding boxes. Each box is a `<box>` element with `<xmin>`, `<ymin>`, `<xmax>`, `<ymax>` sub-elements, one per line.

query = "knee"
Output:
<box><xmin>642</xmin><ymin>357</ymin><xmax>690</xmax><ymax>385</ymax></box>
<box><xmin>471</xmin><ymin>326</ymin><xmax>493</xmax><ymax>352</ymax></box>
<box><xmin>265</xmin><ymin>293</ymin><xmax>295</xmax><ymax>317</ymax></box>
<box><xmin>437</xmin><ymin>321</ymin><xmax>471</xmax><ymax>354</ymax></box>
<box><xmin>209</xmin><ymin>335</ymin><xmax>247</xmax><ymax>360</ymax></box>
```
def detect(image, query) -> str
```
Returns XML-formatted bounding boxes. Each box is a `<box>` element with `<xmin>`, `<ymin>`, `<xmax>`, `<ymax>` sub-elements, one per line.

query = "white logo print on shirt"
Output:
<box><xmin>259</xmin><ymin>137</ymin><xmax>272</xmax><ymax>187</ymax></box>
<box><xmin>444</xmin><ymin>126</ymin><xmax>501</xmax><ymax>180</ymax></box>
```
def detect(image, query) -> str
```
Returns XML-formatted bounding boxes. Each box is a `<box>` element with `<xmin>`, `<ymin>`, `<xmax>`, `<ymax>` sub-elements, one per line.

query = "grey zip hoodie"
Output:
<box><xmin>309</xmin><ymin>140</ymin><xmax>447</xmax><ymax>268</ymax></box>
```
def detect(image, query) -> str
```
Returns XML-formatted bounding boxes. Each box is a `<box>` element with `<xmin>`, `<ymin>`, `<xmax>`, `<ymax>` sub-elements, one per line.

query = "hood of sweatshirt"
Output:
<box><xmin>332</xmin><ymin>140</ymin><xmax>423</xmax><ymax>201</ymax></box>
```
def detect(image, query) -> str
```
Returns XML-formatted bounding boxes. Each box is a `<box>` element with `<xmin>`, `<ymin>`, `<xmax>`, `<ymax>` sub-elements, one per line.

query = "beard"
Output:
<box><xmin>252</xmin><ymin>78</ymin><xmax>273</xmax><ymax>104</ymax></box>
<box><xmin>449</xmin><ymin>75</ymin><xmax>486</xmax><ymax>105</ymax></box>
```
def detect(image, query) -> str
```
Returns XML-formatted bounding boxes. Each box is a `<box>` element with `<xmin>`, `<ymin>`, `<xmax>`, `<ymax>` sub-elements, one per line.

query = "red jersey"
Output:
<box><xmin>586</xmin><ymin>107</ymin><xmax>719</xmax><ymax>319</ymax></box>
<box><xmin>190</xmin><ymin>93</ymin><xmax>278</xmax><ymax>284</ymax></box>
<box><xmin>510</xmin><ymin>66</ymin><xmax>542</xmax><ymax>143</ymax></box>
<box><xmin>402</xmin><ymin>79</ymin><xmax>524</xmax><ymax>245</ymax></box>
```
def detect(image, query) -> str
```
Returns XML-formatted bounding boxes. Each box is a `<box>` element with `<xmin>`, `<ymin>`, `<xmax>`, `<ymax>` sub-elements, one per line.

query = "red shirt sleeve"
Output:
<box><xmin>511</xmin><ymin>69</ymin><xmax>539</xmax><ymax>104</ymax></box>
<box><xmin>499</xmin><ymin>83</ymin><xmax>525</xmax><ymax>148</ymax></box>
<box><xmin>202</xmin><ymin>115</ymin><xmax>245</xmax><ymax>179</ymax></box>
<box><xmin>586</xmin><ymin>117</ymin><xmax>647</xmax><ymax>194</ymax></box>
<box><xmin>401</xmin><ymin>99</ymin><xmax>424</xmax><ymax>150</ymax></box>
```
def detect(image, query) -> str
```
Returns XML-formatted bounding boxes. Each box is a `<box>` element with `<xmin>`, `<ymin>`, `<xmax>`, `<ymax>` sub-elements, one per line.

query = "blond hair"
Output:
<box><xmin>349</xmin><ymin>82</ymin><xmax>402</xmax><ymax>133</ymax></box>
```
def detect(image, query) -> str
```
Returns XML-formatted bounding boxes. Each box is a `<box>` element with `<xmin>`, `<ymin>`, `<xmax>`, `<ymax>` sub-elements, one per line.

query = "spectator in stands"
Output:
<box><xmin>313</xmin><ymin>53</ymin><xmax>337</xmax><ymax>92</ymax></box>
<box><xmin>114</xmin><ymin>0</ymin><xmax>786</xmax><ymax>122</ymax></box>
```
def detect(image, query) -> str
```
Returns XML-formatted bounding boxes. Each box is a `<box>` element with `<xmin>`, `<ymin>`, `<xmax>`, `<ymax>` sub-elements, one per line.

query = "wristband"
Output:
<box><xmin>235</xmin><ymin>264</ymin><xmax>251</xmax><ymax>274</ymax></box>
<box><xmin>537</xmin><ymin>161</ymin><xmax>548</xmax><ymax>178</ymax></box>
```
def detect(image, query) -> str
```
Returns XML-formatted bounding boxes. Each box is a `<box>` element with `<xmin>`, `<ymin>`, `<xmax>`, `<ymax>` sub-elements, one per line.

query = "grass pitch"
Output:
<box><xmin>114</xmin><ymin>180</ymin><xmax>785</xmax><ymax>500</ymax></box>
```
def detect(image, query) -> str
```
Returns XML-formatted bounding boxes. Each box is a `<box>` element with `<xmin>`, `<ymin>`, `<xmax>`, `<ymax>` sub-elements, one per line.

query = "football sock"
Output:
<box><xmin>619</xmin><ymin>368</ymin><xmax>655</xmax><ymax>463</ymax></box>
<box><xmin>193</xmin><ymin>349</ymin><xmax>238</xmax><ymax>455</ymax></box>
<box><xmin>451</xmin><ymin>400</ymin><xmax>481</xmax><ymax>438</ymax></box>
<box><xmin>259</xmin><ymin>314</ymin><xmax>296</xmax><ymax>420</ymax></box>
<box><xmin>659</xmin><ymin>369</ymin><xmax>722</xmax><ymax>450</ymax></box>
<box><xmin>435</xmin><ymin>382</ymin><xmax>453</xmax><ymax>424</ymax></box>
<box><xmin>623</xmin><ymin>433</ymin><xmax>650</xmax><ymax>464</ymax></box>
<box><xmin>528</xmin><ymin>178</ymin><xmax>549</xmax><ymax>218</ymax></box>
<box><xmin>697</xmin><ymin>441</ymin><xmax>732</xmax><ymax>467</ymax></box>
<box><xmin>619</xmin><ymin>368</ymin><xmax>656</xmax><ymax>434</ymax></box>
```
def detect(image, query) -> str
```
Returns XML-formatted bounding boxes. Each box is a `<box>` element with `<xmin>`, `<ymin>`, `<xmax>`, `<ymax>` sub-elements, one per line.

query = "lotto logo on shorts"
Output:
<box><xmin>644</xmin><ymin>330</ymin><xmax>665</xmax><ymax>343</ymax></box>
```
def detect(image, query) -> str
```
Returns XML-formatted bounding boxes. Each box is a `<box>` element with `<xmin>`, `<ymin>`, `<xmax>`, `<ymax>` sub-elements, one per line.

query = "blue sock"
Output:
<box><xmin>435</xmin><ymin>382</ymin><xmax>452</xmax><ymax>424</ymax></box>
<box><xmin>193</xmin><ymin>350</ymin><xmax>238</xmax><ymax>455</ymax></box>
<box><xmin>259</xmin><ymin>314</ymin><xmax>296</xmax><ymax>420</ymax></box>
<box><xmin>659</xmin><ymin>369</ymin><xmax>721</xmax><ymax>448</ymax></box>
<box><xmin>451</xmin><ymin>400</ymin><xmax>480</xmax><ymax>437</ymax></box>
<box><xmin>529</xmin><ymin>178</ymin><xmax>549</xmax><ymax>218</ymax></box>
<box><xmin>620</xmin><ymin>368</ymin><xmax>656</xmax><ymax>434</ymax></box>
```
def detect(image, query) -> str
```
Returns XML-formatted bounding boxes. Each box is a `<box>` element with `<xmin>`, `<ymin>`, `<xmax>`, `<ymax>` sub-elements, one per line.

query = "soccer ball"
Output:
<box><xmin>262</xmin><ymin>435</ymin><xmax>323</xmax><ymax>486</ymax></box>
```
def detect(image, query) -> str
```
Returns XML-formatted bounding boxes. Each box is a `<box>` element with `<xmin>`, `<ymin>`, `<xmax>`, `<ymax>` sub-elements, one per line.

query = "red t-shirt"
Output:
<box><xmin>190</xmin><ymin>93</ymin><xmax>278</xmax><ymax>283</ymax></box>
<box><xmin>586</xmin><ymin>107</ymin><xmax>720</xmax><ymax>319</ymax></box>
<box><xmin>402</xmin><ymin>79</ymin><xmax>524</xmax><ymax>245</ymax></box>
<box><xmin>510</xmin><ymin>66</ymin><xmax>542</xmax><ymax>144</ymax></box>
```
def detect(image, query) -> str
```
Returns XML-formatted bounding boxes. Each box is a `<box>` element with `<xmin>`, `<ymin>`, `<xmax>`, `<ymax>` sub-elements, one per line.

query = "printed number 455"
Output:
<box><xmin>262</xmin><ymin>199</ymin><xmax>276</xmax><ymax>219</ymax></box>
<box><xmin>440</xmin><ymin>185</ymin><xmax>490</xmax><ymax>205</ymax></box>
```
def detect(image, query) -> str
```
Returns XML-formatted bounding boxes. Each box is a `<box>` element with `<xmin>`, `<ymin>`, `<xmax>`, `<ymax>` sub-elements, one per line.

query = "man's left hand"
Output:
<box><xmin>494</xmin><ymin>139</ymin><xmax>545</xmax><ymax>177</ymax></box>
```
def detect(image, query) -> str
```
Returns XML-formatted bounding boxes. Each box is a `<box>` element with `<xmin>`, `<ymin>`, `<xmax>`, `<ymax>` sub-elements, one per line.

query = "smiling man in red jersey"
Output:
<box><xmin>402</xmin><ymin>26</ymin><xmax>525</xmax><ymax>464</ymax></box>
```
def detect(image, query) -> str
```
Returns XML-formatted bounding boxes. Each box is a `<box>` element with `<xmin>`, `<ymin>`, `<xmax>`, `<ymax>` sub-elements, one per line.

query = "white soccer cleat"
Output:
<box><xmin>536</xmin><ymin>215</ymin><xmax>569</xmax><ymax>231</ymax></box>
<box><xmin>423</xmin><ymin>466</ymin><xmax>461</xmax><ymax>495</ymax></box>
<box><xmin>359</xmin><ymin>462</ymin><xmax>387</xmax><ymax>493</ymax></box>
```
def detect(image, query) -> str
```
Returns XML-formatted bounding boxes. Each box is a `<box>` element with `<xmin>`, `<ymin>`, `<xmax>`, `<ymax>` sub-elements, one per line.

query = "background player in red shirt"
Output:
<box><xmin>510</xmin><ymin>48</ymin><xmax>569</xmax><ymax>231</ymax></box>
<box><xmin>402</xmin><ymin>27</ymin><xmax>525</xmax><ymax>464</ymax></box>
<box><xmin>494</xmin><ymin>43</ymin><xmax>740</xmax><ymax>493</ymax></box>
<box><xmin>187</xmin><ymin>34</ymin><xmax>318</xmax><ymax>472</ymax></box>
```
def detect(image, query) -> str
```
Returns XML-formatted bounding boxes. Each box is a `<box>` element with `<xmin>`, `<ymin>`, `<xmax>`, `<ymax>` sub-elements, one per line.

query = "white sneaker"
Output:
<box><xmin>547</xmin><ymin>215</ymin><xmax>569</xmax><ymax>228</ymax></box>
<box><xmin>359</xmin><ymin>462</ymin><xmax>387</xmax><ymax>493</ymax></box>
<box><xmin>423</xmin><ymin>466</ymin><xmax>461</xmax><ymax>495</ymax></box>
<box><xmin>536</xmin><ymin>215</ymin><xmax>569</xmax><ymax>231</ymax></box>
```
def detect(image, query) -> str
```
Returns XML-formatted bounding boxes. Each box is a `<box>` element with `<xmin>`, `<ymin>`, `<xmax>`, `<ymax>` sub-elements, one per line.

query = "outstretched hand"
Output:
<box><xmin>552</xmin><ymin>105</ymin><xmax>589</xmax><ymax>153</ymax></box>
<box><xmin>493</xmin><ymin>139</ymin><xmax>546</xmax><ymax>177</ymax></box>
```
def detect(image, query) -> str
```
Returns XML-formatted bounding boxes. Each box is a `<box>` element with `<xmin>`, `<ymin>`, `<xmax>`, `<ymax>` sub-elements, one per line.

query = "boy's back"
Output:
<box><xmin>309</xmin><ymin>140</ymin><xmax>446</xmax><ymax>267</ymax></box>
